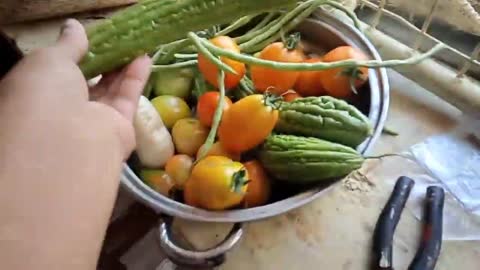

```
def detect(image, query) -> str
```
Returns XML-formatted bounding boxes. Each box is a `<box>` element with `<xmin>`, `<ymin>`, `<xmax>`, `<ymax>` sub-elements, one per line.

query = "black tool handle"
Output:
<box><xmin>372</xmin><ymin>176</ymin><xmax>415</xmax><ymax>270</ymax></box>
<box><xmin>408</xmin><ymin>186</ymin><xmax>445</xmax><ymax>270</ymax></box>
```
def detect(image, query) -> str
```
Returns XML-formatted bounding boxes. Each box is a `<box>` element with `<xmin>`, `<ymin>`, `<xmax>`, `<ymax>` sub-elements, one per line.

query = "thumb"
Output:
<box><xmin>55</xmin><ymin>19</ymin><xmax>88</xmax><ymax>63</ymax></box>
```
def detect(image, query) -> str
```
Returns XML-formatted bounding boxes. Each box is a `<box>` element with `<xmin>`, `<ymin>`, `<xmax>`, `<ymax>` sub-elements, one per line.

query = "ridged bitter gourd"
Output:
<box><xmin>259</xmin><ymin>134</ymin><xmax>364</xmax><ymax>183</ymax></box>
<box><xmin>80</xmin><ymin>0</ymin><xmax>298</xmax><ymax>79</ymax></box>
<box><xmin>275</xmin><ymin>96</ymin><xmax>372</xmax><ymax>148</ymax></box>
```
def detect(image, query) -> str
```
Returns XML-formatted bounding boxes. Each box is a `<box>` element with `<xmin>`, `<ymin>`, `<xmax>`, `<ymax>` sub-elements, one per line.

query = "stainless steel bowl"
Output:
<box><xmin>121</xmin><ymin>11</ymin><xmax>389</xmax><ymax>268</ymax></box>
<box><xmin>121</xmin><ymin>12</ymin><xmax>390</xmax><ymax>223</ymax></box>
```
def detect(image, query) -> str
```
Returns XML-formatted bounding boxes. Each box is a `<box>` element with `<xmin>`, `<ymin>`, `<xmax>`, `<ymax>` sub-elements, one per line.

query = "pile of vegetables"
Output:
<box><xmin>81</xmin><ymin>0</ymin><xmax>446</xmax><ymax>211</ymax></box>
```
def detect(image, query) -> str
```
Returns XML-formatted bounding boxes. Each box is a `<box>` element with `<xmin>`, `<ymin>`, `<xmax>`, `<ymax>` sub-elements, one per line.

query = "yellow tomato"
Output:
<box><xmin>183</xmin><ymin>156</ymin><xmax>249</xmax><ymax>210</ymax></box>
<box><xmin>150</xmin><ymin>95</ymin><xmax>191</xmax><ymax>129</ymax></box>
<box><xmin>172</xmin><ymin>118</ymin><xmax>209</xmax><ymax>156</ymax></box>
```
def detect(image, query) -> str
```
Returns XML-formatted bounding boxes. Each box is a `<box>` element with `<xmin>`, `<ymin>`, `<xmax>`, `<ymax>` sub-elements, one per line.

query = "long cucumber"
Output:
<box><xmin>80</xmin><ymin>0</ymin><xmax>297</xmax><ymax>79</ymax></box>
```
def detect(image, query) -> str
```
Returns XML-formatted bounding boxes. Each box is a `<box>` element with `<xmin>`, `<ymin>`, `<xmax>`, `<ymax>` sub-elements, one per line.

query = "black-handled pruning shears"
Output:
<box><xmin>371</xmin><ymin>176</ymin><xmax>445</xmax><ymax>270</ymax></box>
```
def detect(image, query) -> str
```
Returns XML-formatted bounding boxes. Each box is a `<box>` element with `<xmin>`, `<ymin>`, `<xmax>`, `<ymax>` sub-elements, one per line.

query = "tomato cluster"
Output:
<box><xmin>138</xmin><ymin>34</ymin><xmax>370</xmax><ymax>211</ymax></box>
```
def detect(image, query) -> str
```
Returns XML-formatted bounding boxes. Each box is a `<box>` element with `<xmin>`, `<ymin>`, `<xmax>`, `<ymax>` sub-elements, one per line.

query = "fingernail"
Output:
<box><xmin>60</xmin><ymin>18</ymin><xmax>76</xmax><ymax>34</ymax></box>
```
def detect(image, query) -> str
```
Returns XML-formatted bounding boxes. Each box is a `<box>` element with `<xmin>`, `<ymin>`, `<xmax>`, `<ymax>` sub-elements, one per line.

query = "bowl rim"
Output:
<box><xmin>120</xmin><ymin>12</ymin><xmax>390</xmax><ymax>223</ymax></box>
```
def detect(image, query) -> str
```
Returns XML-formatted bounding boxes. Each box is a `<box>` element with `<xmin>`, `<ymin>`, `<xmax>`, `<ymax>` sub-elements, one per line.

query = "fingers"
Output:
<box><xmin>89</xmin><ymin>71</ymin><xmax>122</xmax><ymax>101</ymax></box>
<box><xmin>55</xmin><ymin>19</ymin><xmax>88</xmax><ymax>63</ymax></box>
<box><xmin>88</xmin><ymin>102</ymin><xmax>137</xmax><ymax>161</ymax></box>
<box><xmin>108</xmin><ymin>55</ymin><xmax>152</xmax><ymax>121</ymax></box>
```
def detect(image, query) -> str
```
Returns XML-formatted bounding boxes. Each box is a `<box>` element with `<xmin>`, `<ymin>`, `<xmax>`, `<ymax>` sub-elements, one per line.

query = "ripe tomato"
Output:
<box><xmin>251</xmin><ymin>42</ymin><xmax>305</xmax><ymax>95</ymax></box>
<box><xmin>198</xmin><ymin>36</ymin><xmax>246</xmax><ymax>89</ymax></box>
<box><xmin>320</xmin><ymin>46</ymin><xmax>369</xmax><ymax>98</ymax></box>
<box><xmin>281</xmin><ymin>90</ymin><xmax>301</xmax><ymax>102</ymax></box>
<box><xmin>218</xmin><ymin>94</ymin><xmax>279</xmax><ymax>153</ymax></box>
<box><xmin>172</xmin><ymin>118</ymin><xmax>209</xmax><ymax>156</ymax></box>
<box><xmin>196</xmin><ymin>91</ymin><xmax>233</xmax><ymax>127</ymax></box>
<box><xmin>243</xmin><ymin>160</ymin><xmax>271</xmax><ymax>208</ymax></box>
<box><xmin>150</xmin><ymin>95</ymin><xmax>191</xmax><ymax>129</ymax></box>
<box><xmin>196</xmin><ymin>142</ymin><xmax>241</xmax><ymax>161</ymax></box>
<box><xmin>165</xmin><ymin>155</ymin><xmax>194</xmax><ymax>189</ymax></box>
<box><xmin>294</xmin><ymin>57</ymin><xmax>326</xmax><ymax>96</ymax></box>
<box><xmin>183</xmin><ymin>156</ymin><xmax>249</xmax><ymax>210</ymax></box>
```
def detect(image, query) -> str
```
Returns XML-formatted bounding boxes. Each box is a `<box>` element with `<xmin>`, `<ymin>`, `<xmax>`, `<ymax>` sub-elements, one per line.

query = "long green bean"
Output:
<box><xmin>245</xmin><ymin>13</ymin><xmax>277</xmax><ymax>33</ymax></box>
<box><xmin>323</xmin><ymin>1</ymin><xmax>362</xmax><ymax>31</ymax></box>
<box><xmin>174</xmin><ymin>53</ymin><xmax>198</xmax><ymax>59</ymax></box>
<box><xmin>241</xmin><ymin>4</ymin><xmax>318</xmax><ymax>53</ymax></box>
<box><xmin>154</xmin><ymin>39</ymin><xmax>192</xmax><ymax>64</ymax></box>
<box><xmin>197</xmin><ymin>69</ymin><xmax>226</xmax><ymax>161</ymax></box>
<box><xmin>192</xmin><ymin>32</ymin><xmax>446</xmax><ymax>70</ymax></box>
<box><xmin>151</xmin><ymin>60</ymin><xmax>198</xmax><ymax>72</ymax></box>
<box><xmin>217</xmin><ymin>14</ymin><xmax>258</xmax><ymax>36</ymax></box>
<box><xmin>239</xmin><ymin>0</ymin><xmax>316</xmax><ymax>50</ymax></box>
<box><xmin>235</xmin><ymin>15</ymin><xmax>283</xmax><ymax>44</ymax></box>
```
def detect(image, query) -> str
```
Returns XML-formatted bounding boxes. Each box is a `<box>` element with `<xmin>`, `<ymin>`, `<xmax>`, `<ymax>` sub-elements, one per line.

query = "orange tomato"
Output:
<box><xmin>320</xmin><ymin>46</ymin><xmax>369</xmax><ymax>98</ymax></box>
<box><xmin>281</xmin><ymin>90</ymin><xmax>301</xmax><ymax>102</ymax></box>
<box><xmin>218</xmin><ymin>94</ymin><xmax>279</xmax><ymax>153</ymax></box>
<box><xmin>196</xmin><ymin>142</ymin><xmax>241</xmax><ymax>161</ymax></box>
<box><xmin>165</xmin><ymin>155</ymin><xmax>194</xmax><ymax>189</ymax></box>
<box><xmin>198</xmin><ymin>36</ymin><xmax>246</xmax><ymax>89</ymax></box>
<box><xmin>243</xmin><ymin>160</ymin><xmax>271</xmax><ymax>208</ymax></box>
<box><xmin>196</xmin><ymin>91</ymin><xmax>233</xmax><ymax>127</ymax></box>
<box><xmin>294</xmin><ymin>57</ymin><xmax>326</xmax><ymax>96</ymax></box>
<box><xmin>251</xmin><ymin>42</ymin><xmax>305</xmax><ymax>95</ymax></box>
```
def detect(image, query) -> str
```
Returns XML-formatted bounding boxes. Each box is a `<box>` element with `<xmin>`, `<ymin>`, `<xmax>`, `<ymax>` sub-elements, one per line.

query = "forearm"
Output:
<box><xmin>0</xmin><ymin>110</ymin><xmax>123</xmax><ymax>270</ymax></box>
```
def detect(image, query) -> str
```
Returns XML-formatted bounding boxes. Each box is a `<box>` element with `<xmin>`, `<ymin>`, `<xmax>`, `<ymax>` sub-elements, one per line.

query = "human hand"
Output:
<box><xmin>1</xmin><ymin>18</ymin><xmax>151</xmax><ymax>159</ymax></box>
<box><xmin>0</xmin><ymin>19</ymin><xmax>151</xmax><ymax>270</ymax></box>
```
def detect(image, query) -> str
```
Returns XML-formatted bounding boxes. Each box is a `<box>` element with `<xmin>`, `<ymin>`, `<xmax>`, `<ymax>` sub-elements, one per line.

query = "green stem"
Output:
<box><xmin>216</xmin><ymin>14</ymin><xmax>258</xmax><ymax>36</ymax></box>
<box><xmin>151</xmin><ymin>60</ymin><xmax>198</xmax><ymax>71</ymax></box>
<box><xmin>197</xmin><ymin>69</ymin><xmax>226</xmax><ymax>161</ymax></box>
<box><xmin>364</xmin><ymin>153</ymin><xmax>406</xmax><ymax>160</ymax></box>
<box><xmin>382</xmin><ymin>126</ymin><xmax>399</xmax><ymax>136</ymax></box>
<box><xmin>195</xmin><ymin>33</ymin><xmax>447</xmax><ymax>70</ymax></box>
<box><xmin>188</xmin><ymin>32</ymin><xmax>237</xmax><ymax>75</ymax></box>
<box><xmin>323</xmin><ymin>1</ymin><xmax>362</xmax><ymax>31</ymax></box>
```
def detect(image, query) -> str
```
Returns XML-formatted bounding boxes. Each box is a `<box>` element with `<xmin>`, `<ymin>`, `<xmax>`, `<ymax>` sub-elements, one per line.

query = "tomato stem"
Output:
<box><xmin>340</xmin><ymin>67</ymin><xmax>365</xmax><ymax>95</ymax></box>
<box><xmin>231</xmin><ymin>168</ymin><xmax>249</xmax><ymax>194</ymax></box>
<box><xmin>285</xmin><ymin>32</ymin><xmax>301</xmax><ymax>51</ymax></box>
<box><xmin>263</xmin><ymin>91</ymin><xmax>283</xmax><ymax>110</ymax></box>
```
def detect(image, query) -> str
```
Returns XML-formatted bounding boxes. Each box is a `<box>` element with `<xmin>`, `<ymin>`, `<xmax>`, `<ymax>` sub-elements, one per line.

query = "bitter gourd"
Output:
<box><xmin>80</xmin><ymin>0</ymin><xmax>298</xmax><ymax>79</ymax></box>
<box><xmin>275</xmin><ymin>96</ymin><xmax>372</xmax><ymax>148</ymax></box>
<box><xmin>259</xmin><ymin>134</ymin><xmax>364</xmax><ymax>183</ymax></box>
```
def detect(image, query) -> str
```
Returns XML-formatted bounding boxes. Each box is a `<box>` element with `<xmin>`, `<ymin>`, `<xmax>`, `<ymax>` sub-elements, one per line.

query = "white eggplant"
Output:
<box><xmin>134</xmin><ymin>96</ymin><xmax>175</xmax><ymax>168</ymax></box>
